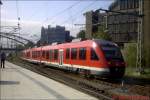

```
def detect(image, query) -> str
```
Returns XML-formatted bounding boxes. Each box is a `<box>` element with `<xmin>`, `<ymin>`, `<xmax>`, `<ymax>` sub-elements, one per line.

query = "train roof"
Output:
<box><xmin>94</xmin><ymin>39</ymin><xmax>117</xmax><ymax>47</ymax></box>
<box><xmin>41</xmin><ymin>40</ymin><xmax>93</xmax><ymax>50</ymax></box>
<box><xmin>23</xmin><ymin>39</ymin><xmax>117</xmax><ymax>52</ymax></box>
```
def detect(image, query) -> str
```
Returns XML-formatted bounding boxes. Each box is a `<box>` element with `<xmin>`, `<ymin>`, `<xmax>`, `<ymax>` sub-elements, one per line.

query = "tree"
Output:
<box><xmin>92</xmin><ymin>23</ymin><xmax>111</xmax><ymax>41</ymax></box>
<box><xmin>76</xmin><ymin>30</ymin><xmax>86</xmax><ymax>39</ymax></box>
<box><xmin>16</xmin><ymin>44</ymin><xmax>24</xmax><ymax>49</ymax></box>
<box><xmin>69</xmin><ymin>36</ymin><xmax>75</xmax><ymax>42</ymax></box>
<box><xmin>93</xmin><ymin>32</ymin><xmax>111</xmax><ymax>41</ymax></box>
<box><xmin>36</xmin><ymin>40</ymin><xmax>41</xmax><ymax>47</ymax></box>
<box><xmin>24</xmin><ymin>41</ymin><xmax>35</xmax><ymax>48</ymax></box>
<box><xmin>123</xmin><ymin>43</ymin><xmax>137</xmax><ymax>67</ymax></box>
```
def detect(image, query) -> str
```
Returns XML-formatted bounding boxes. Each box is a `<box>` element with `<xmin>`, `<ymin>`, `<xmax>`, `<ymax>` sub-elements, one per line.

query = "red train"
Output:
<box><xmin>21</xmin><ymin>39</ymin><xmax>126</xmax><ymax>78</ymax></box>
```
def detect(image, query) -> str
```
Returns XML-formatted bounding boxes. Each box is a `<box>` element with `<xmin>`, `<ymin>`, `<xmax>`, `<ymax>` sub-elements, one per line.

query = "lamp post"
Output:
<box><xmin>0</xmin><ymin>0</ymin><xmax>2</xmax><ymax>50</ymax></box>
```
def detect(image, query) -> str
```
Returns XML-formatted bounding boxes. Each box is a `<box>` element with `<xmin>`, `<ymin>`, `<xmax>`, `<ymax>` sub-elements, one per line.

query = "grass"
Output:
<box><xmin>125</xmin><ymin>67</ymin><xmax>150</xmax><ymax>79</ymax></box>
<box><xmin>121</xmin><ymin>43</ymin><xmax>150</xmax><ymax>79</ymax></box>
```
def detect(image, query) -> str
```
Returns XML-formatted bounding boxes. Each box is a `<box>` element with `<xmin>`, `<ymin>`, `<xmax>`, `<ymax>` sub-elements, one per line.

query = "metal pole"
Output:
<box><xmin>104</xmin><ymin>12</ymin><xmax>108</xmax><ymax>33</ymax></box>
<box><xmin>136</xmin><ymin>0</ymin><xmax>144</xmax><ymax>74</ymax></box>
<box><xmin>105</xmin><ymin>13</ymin><xmax>108</xmax><ymax>30</ymax></box>
<box><xmin>0</xmin><ymin>0</ymin><xmax>2</xmax><ymax>50</ymax></box>
<box><xmin>0</xmin><ymin>0</ymin><xmax>2</xmax><ymax>85</ymax></box>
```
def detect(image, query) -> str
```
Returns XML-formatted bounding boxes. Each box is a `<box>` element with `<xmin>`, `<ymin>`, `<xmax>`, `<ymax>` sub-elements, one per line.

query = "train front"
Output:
<box><xmin>95</xmin><ymin>40</ymin><xmax>126</xmax><ymax>78</ymax></box>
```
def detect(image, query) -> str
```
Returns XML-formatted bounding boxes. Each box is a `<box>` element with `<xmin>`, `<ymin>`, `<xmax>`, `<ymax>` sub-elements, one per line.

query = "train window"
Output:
<box><xmin>79</xmin><ymin>47</ymin><xmax>86</xmax><ymax>60</ymax></box>
<box><xmin>32</xmin><ymin>51</ymin><xmax>33</xmax><ymax>58</ymax></box>
<box><xmin>90</xmin><ymin>48</ymin><xmax>99</xmax><ymax>60</ymax></box>
<box><xmin>49</xmin><ymin>50</ymin><xmax>53</xmax><ymax>60</ymax></box>
<box><xmin>42</xmin><ymin>51</ymin><xmax>44</xmax><ymax>57</ymax></box>
<box><xmin>34</xmin><ymin>51</ymin><xmax>37</xmax><ymax>58</ymax></box>
<box><xmin>34</xmin><ymin>51</ymin><xmax>36</xmax><ymax>58</ymax></box>
<box><xmin>66</xmin><ymin>48</ymin><xmax>70</xmax><ymax>59</ymax></box>
<box><xmin>37</xmin><ymin>51</ymin><xmax>40</xmax><ymax>57</ymax></box>
<box><xmin>46</xmin><ymin>51</ymin><xmax>49</xmax><ymax>59</ymax></box>
<box><xmin>42</xmin><ymin>51</ymin><xmax>44</xmax><ymax>58</ymax></box>
<box><xmin>29</xmin><ymin>52</ymin><xmax>30</xmax><ymax>57</ymax></box>
<box><xmin>36</xmin><ymin>51</ymin><xmax>38</xmax><ymax>57</ymax></box>
<box><xmin>71</xmin><ymin>48</ymin><xmax>77</xmax><ymax>60</ymax></box>
<box><xmin>27</xmin><ymin>52</ymin><xmax>30</xmax><ymax>57</ymax></box>
<box><xmin>32</xmin><ymin>51</ymin><xmax>36</xmax><ymax>58</ymax></box>
<box><xmin>35</xmin><ymin>51</ymin><xmax>37</xmax><ymax>58</ymax></box>
<box><xmin>37</xmin><ymin>51</ymin><xmax>39</xmax><ymax>58</ymax></box>
<box><xmin>102</xmin><ymin>47</ymin><xmax>123</xmax><ymax>61</ymax></box>
<box><xmin>54</xmin><ymin>49</ymin><xmax>58</xmax><ymax>60</ymax></box>
<box><xmin>32</xmin><ymin>51</ymin><xmax>34</xmax><ymax>58</ymax></box>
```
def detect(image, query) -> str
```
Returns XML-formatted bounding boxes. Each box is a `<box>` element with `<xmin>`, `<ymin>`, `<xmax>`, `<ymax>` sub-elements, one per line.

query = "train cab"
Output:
<box><xmin>94</xmin><ymin>39</ymin><xmax>126</xmax><ymax>78</ymax></box>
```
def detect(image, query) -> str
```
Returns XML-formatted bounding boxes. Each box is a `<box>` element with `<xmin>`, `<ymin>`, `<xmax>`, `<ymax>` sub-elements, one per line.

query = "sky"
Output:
<box><xmin>1</xmin><ymin>0</ymin><xmax>114</xmax><ymax>42</ymax></box>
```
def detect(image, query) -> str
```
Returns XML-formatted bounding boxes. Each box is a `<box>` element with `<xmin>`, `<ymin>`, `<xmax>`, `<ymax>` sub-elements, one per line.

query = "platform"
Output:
<box><xmin>0</xmin><ymin>61</ymin><xmax>98</xmax><ymax>100</ymax></box>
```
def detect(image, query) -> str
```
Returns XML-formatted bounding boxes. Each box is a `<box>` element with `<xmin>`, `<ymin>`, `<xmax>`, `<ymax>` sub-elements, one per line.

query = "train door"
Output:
<box><xmin>59</xmin><ymin>49</ymin><xmax>63</xmax><ymax>65</ymax></box>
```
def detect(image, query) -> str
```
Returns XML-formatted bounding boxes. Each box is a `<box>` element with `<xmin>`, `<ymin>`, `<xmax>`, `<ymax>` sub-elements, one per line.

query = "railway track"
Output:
<box><xmin>10</xmin><ymin>58</ymin><xmax>150</xmax><ymax>100</ymax></box>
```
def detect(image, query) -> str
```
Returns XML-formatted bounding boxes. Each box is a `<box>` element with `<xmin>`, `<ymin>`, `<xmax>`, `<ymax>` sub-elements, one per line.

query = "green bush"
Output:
<box><xmin>122</xmin><ymin>43</ymin><xmax>137</xmax><ymax>67</ymax></box>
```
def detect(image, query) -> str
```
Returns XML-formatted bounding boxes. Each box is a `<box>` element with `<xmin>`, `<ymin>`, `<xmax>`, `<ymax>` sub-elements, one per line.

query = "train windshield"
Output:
<box><xmin>101</xmin><ymin>45</ymin><xmax>123</xmax><ymax>61</ymax></box>
<box><xmin>94</xmin><ymin>40</ymin><xmax>123</xmax><ymax>61</ymax></box>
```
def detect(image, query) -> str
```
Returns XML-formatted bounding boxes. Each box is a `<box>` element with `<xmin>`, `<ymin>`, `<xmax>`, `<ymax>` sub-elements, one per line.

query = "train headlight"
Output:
<box><xmin>92</xmin><ymin>42</ymin><xmax>97</xmax><ymax>48</ymax></box>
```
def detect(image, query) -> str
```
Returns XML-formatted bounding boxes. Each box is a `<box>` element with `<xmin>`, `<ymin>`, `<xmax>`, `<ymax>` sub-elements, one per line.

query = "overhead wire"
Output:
<box><xmin>60</xmin><ymin>0</ymin><xmax>98</xmax><ymax>36</ymax></box>
<box><xmin>41</xmin><ymin>0</ymin><xmax>81</xmax><ymax>25</ymax></box>
<box><xmin>27</xmin><ymin>1</ymin><xmax>81</xmax><ymax>30</ymax></box>
<box><xmin>28</xmin><ymin>1</ymin><xmax>81</xmax><ymax>38</ymax></box>
<box><xmin>60</xmin><ymin>0</ymin><xmax>97</xmax><ymax>25</ymax></box>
